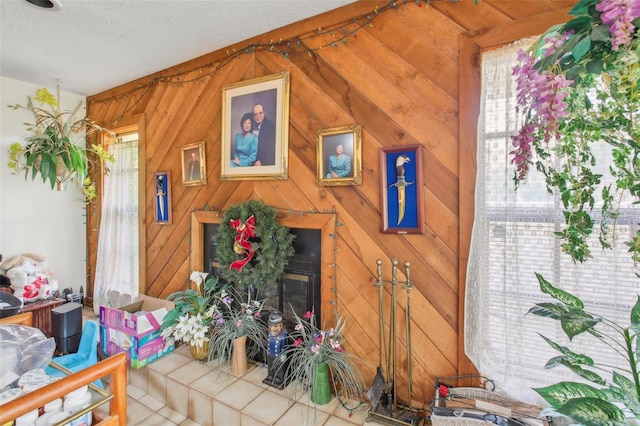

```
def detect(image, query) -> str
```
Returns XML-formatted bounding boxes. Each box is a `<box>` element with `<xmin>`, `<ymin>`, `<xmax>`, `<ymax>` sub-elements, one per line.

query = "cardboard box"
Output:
<box><xmin>99</xmin><ymin>294</ymin><xmax>174</xmax><ymax>338</ymax></box>
<box><xmin>99</xmin><ymin>295</ymin><xmax>175</xmax><ymax>368</ymax></box>
<box><xmin>99</xmin><ymin>325</ymin><xmax>175</xmax><ymax>369</ymax></box>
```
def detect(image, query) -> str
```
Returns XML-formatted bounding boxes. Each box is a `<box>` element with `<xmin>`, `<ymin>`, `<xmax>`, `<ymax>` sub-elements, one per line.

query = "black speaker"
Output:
<box><xmin>51</xmin><ymin>302</ymin><xmax>82</xmax><ymax>354</ymax></box>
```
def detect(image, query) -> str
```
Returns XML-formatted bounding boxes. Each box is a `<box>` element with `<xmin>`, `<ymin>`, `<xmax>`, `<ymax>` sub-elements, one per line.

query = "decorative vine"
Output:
<box><xmin>88</xmin><ymin>0</ymin><xmax>444</xmax><ymax>127</ymax></box>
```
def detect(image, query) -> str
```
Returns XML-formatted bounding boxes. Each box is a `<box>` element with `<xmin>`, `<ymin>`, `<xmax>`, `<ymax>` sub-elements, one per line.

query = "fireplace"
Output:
<box><xmin>190</xmin><ymin>210</ymin><xmax>336</xmax><ymax>328</ymax></box>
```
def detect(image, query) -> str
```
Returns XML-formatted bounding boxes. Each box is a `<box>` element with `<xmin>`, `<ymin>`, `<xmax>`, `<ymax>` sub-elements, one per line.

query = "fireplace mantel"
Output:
<box><xmin>190</xmin><ymin>210</ymin><xmax>337</xmax><ymax>319</ymax></box>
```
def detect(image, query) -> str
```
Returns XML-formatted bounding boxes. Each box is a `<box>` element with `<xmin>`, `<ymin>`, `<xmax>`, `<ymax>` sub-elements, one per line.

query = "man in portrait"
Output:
<box><xmin>252</xmin><ymin>103</ymin><xmax>276</xmax><ymax>167</ymax></box>
<box><xmin>186</xmin><ymin>151</ymin><xmax>200</xmax><ymax>181</ymax></box>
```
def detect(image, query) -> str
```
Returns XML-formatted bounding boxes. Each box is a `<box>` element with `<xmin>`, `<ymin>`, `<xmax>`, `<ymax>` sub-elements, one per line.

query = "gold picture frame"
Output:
<box><xmin>317</xmin><ymin>125</ymin><xmax>362</xmax><ymax>186</ymax></box>
<box><xmin>221</xmin><ymin>72</ymin><xmax>290</xmax><ymax>181</ymax></box>
<box><xmin>181</xmin><ymin>141</ymin><xmax>206</xmax><ymax>186</ymax></box>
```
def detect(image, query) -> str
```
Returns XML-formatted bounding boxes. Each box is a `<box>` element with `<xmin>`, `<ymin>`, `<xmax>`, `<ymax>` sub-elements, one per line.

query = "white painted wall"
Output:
<box><xmin>1</xmin><ymin>76</ymin><xmax>87</xmax><ymax>294</ymax></box>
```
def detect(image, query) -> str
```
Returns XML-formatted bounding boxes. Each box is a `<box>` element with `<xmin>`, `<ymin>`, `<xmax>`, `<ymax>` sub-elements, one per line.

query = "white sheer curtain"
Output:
<box><xmin>93</xmin><ymin>137</ymin><xmax>139</xmax><ymax>314</ymax></box>
<box><xmin>465</xmin><ymin>40</ymin><xmax>638</xmax><ymax>404</ymax></box>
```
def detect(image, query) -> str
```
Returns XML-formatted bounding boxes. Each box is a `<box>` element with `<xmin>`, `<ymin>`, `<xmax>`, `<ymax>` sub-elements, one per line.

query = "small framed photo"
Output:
<box><xmin>380</xmin><ymin>145</ymin><xmax>424</xmax><ymax>234</ymax></box>
<box><xmin>317</xmin><ymin>125</ymin><xmax>362</xmax><ymax>186</ymax></box>
<box><xmin>154</xmin><ymin>171</ymin><xmax>172</xmax><ymax>225</ymax></box>
<box><xmin>221</xmin><ymin>72</ymin><xmax>290</xmax><ymax>181</ymax></box>
<box><xmin>181</xmin><ymin>141</ymin><xmax>206</xmax><ymax>186</ymax></box>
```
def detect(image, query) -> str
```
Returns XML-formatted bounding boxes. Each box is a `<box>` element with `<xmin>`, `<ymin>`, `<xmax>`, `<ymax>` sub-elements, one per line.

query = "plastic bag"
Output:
<box><xmin>0</xmin><ymin>325</ymin><xmax>55</xmax><ymax>389</ymax></box>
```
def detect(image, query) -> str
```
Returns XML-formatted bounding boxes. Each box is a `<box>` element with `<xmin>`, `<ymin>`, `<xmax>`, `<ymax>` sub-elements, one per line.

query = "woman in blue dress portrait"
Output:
<box><xmin>326</xmin><ymin>142</ymin><xmax>351</xmax><ymax>178</ymax></box>
<box><xmin>231</xmin><ymin>112</ymin><xmax>258</xmax><ymax>167</ymax></box>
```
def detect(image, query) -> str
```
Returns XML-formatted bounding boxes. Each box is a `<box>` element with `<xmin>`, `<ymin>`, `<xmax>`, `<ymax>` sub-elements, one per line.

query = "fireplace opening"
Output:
<box><xmin>204</xmin><ymin>225</ymin><xmax>321</xmax><ymax>327</ymax></box>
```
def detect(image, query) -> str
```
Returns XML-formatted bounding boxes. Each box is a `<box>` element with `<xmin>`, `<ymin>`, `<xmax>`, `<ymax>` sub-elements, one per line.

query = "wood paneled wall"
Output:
<box><xmin>86</xmin><ymin>0</ymin><xmax>576</xmax><ymax>404</ymax></box>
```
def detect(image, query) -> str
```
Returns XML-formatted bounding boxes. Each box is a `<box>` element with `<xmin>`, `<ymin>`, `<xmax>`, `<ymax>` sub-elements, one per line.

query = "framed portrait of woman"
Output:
<box><xmin>220</xmin><ymin>72</ymin><xmax>290</xmax><ymax>181</ymax></box>
<box><xmin>316</xmin><ymin>125</ymin><xmax>362</xmax><ymax>186</ymax></box>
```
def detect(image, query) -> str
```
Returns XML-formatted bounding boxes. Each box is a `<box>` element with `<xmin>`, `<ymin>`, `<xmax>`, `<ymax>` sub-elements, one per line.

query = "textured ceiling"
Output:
<box><xmin>0</xmin><ymin>0</ymin><xmax>356</xmax><ymax>96</ymax></box>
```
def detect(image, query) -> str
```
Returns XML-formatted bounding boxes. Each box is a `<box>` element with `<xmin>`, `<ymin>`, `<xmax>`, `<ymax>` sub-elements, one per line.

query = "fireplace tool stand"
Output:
<box><xmin>367</xmin><ymin>259</ymin><xmax>424</xmax><ymax>426</ymax></box>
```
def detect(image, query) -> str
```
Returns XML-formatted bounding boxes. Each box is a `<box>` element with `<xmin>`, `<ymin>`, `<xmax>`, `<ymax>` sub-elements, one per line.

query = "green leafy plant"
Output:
<box><xmin>529</xmin><ymin>273</ymin><xmax>640</xmax><ymax>425</ymax></box>
<box><xmin>285</xmin><ymin>308</ymin><xmax>366</xmax><ymax>405</ymax></box>
<box><xmin>7</xmin><ymin>87</ymin><xmax>116</xmax><ymax>202</ymax></box>
<box><xmin>160</xmin><ymin>272</ymin><xmax>225</xmax><ymax>348</ymax></box>
<box><xmin>207</xmin><ymin>288</ymin><xmax>268</xmax><ymax>365</ymax></box>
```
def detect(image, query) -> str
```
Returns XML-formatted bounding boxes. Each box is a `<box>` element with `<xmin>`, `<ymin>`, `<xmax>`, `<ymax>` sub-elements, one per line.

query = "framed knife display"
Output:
<box><xmin>154</xmin><ymin>171</ymin><xmax>172</xmax><ymax>225</ymax></box>
<box><xmin>380</xmin><ymin>145</ymin><xmax>424</xmax><ymax>234</ymax></box>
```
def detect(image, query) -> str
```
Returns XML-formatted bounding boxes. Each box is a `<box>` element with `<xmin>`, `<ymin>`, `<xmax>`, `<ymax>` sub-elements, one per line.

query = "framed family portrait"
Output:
<box><xmin>380</xmin><ymin>145</ymin><xmax>424</xmax><ymax>234</ymax></box>
<box><xmin>220</xmin><ymin>71</ymin><xmax>290</xmax><ymax>181</ymax></box>
<box><xmin>181</xmin><ymin>141</ymin><xmax>206</xmax><ymax>186</ymax></box>
<box><xmin>154</xmin><ymin>171</ymin><xmax>172</xmax><ymax>225</ymax></box>
<box><xmin>317</xmin><ymin>125</ymin><xmax>362</xmax><ymax>186</ymax></box>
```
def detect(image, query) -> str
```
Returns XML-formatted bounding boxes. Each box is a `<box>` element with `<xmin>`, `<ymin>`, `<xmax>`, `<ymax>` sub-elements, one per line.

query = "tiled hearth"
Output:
<box><xmin>86</xmin><ymin>309</ymin><xmax>381</xmax><ymax>426</ymax></box>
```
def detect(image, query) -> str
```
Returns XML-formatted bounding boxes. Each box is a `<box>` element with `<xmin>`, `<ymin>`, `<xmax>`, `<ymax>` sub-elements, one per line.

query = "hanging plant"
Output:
<box><xmin>511</xmin><ymin>0</ymin><xmax>640</xmax><ymax>263</ymax></box>
<box><xmin>7</xmin><ymin>86</ymin><xmax>116</xmax><ymax>202</ymax></box>
<box><xmin>215</xmin><ymin>200</ymin><xmax>295</xmax><ymax>290</ymax></box>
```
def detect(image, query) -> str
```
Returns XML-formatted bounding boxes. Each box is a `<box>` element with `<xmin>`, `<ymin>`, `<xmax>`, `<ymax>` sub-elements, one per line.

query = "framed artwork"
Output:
<box><xmin>181</xmin><ymin>141</ymin><xmax>206</xmax><ymax>186</ymax></box>
<box><xmin>380</xmin><ymin>145</ymin><xmax>424</xmax><ymax>234</ymax></box>
<box><xmin>220</xmin><ymin>71</ymin><xmax>290</xmax><ymax>181</ymax></box>
<box><xmin>154</xmin><ymin>171</ymin><xmax>172</xmax><ymax>225</ymax></box>
<box><xmin>316</xmin><ymin>125</ymin><xmax>362</xmax><ymax>186</ymax></box>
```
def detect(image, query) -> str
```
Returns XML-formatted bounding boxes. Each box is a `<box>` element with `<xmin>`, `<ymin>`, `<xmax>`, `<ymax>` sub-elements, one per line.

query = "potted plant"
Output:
<box><xmin>7</xmin><ymin>86</ymin><xmax>116</xmax><ymax>202</ymax></box>
<box><xmin>160</xmin><ymin>271</ymin><xmax>225</xmax><ymax>360</ymax></box>
<box><xmin>528</xmin><ymin>273</ymin><xmax>639</xmax><ymax>425</ymax></box>
<box><xmin>511</xmin><ymin>0</ymin><xmax>640</xmax><ymax>424</ymax></box>
<box><xmin>285</xmin><ymin>308</ymin><xmax>366</xmax><ymax>406</ymax></box>
<box><xmin>208</xmin><ymin>288</ymin><xmax>268</xmax><ymax>375</ymax></box>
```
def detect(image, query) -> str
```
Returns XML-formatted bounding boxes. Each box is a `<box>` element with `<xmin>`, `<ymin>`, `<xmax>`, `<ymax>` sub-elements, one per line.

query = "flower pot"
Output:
<box><xmin>231</xmin><ymin>335</ymin><xmax>248</xmax><ymax>375</ymax></box>
<box><xmin>190</xmin><ymin>340</ymin><xmax>209</xmax><ymax>361</ymax></box>
<box><xmin>310</xmin><ymin>362</ymin><xmax>332</xmax><ymax>405</ymax></box>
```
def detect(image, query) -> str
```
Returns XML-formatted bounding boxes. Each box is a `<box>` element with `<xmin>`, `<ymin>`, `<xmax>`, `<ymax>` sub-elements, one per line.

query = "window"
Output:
<box><xmin>464</xmin><ymin>40</ymin><xmax>638</xmax><ymax>403</ymax></box>
<box><xmin>93</xmin><ymin>132</ymin><xmax>140</xmax><ymax>313</ymax></box>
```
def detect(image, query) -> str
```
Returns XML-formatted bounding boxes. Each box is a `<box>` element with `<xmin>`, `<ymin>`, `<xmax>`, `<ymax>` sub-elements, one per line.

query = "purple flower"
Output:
<box><xmin>596</xmin><ymin>0</ymin><xmax>640</xmax><ymax>51</ymax></box>
<box><xmin>510</xmin><ymin>123</ymin><xmax>536</xmax><ymax>181</ymax></box>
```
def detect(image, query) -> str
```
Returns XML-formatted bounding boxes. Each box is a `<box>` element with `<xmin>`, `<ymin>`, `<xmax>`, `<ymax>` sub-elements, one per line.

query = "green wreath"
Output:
<box><xmin>215</xmin><ymin>200</ymin><xmax>295</xmax><ymax>290</ymax></box>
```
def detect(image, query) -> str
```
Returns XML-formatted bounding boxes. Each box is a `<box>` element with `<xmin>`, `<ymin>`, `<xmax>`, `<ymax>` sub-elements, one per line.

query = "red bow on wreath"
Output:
<box><xmin>229</xmin><ymin>215</ymin><xmax>256</xmax><ymax>272</ymax></box>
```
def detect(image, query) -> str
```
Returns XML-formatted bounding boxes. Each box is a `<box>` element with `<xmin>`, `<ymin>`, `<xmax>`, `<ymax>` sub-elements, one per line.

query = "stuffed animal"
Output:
<box><xmin>0</xmin><ymin>253</ymin><xmax>59</xmax><ymax>301</ymax></box>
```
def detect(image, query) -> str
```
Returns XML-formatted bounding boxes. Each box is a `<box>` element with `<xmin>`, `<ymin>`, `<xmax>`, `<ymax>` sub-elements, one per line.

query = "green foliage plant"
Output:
<box><xmin>7</xmin><ymin>87</ymin><xmax>116</xmax><ymax>202</ymax></box>
<box><xmin>529</xmin><ymin>273</ymin><xmax>640</xmax><ymax>425</ymax></box>
<box><xmin>285</xmin><ymin>308</ymin><xmax>367</xmax><ymax>405</ymax></box>
<box><xmin>160</xmin><ymin>272</ymin><xmax>226</xmax><ymax>349</ymax></box>
<box><xmin>207</xmin><ymin>288</ymin><xmax>268</xmax><ymax>367</ymax></box>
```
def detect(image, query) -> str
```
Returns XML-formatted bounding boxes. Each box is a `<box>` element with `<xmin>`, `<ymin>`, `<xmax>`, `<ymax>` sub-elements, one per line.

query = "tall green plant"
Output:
<box><xmin>529</xmin><ymin>273</ymin><xmax>640</xmax><ymax>425</ymax></box>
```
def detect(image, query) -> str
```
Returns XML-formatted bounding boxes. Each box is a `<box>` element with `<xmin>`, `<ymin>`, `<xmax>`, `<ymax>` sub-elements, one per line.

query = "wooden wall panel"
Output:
<box><xmin>87</xmin><ymin>0</ymin><xmax>577</xmax><ymax>405</ymax></box>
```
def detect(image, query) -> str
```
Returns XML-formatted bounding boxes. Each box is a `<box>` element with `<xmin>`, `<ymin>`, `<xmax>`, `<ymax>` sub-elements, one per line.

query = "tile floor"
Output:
<box><xmin>84</xmin><ymin>308</ymin><xmax>387</xmax><ymax>426</ymax></box>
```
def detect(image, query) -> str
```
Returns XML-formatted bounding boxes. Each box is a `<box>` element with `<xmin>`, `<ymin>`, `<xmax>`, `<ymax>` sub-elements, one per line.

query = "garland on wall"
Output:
<box><xmin>88</xmin><ymin>0</ymin><xmax>463</xmax><ymax>126</ymax></box>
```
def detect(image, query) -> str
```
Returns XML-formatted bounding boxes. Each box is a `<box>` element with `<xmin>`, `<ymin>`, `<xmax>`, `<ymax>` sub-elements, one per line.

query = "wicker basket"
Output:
<box><xmin>430</xmin><ymin>388</ymin><xmax>547</xmax><ymax>426</ymax></box>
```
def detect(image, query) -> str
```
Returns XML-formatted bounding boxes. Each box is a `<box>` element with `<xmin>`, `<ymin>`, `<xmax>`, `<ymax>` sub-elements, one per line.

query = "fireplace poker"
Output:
<box><xmin>389</xmin><ymin>258</ymin><xmax>398</xmax><ymax>412</ymax></box>
<box><xmin>367</xmin><ymin>259</ymin><xmax>387</xmax><ymax>411</ymax></box>
<box><xmin>403</xmin><ymin>261</ymin><xmax>413</xmax><ymax>407</ymax></box>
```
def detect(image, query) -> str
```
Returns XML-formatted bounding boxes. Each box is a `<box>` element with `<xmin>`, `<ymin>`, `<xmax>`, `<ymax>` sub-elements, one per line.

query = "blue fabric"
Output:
<box><xmin>231</xmin><ymin>133</ymin><xmax>258</xmax><ymax>167</ymax></box>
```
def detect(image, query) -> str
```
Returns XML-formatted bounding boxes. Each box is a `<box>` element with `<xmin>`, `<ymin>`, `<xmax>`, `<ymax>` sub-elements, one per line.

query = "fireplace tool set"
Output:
<box><xmin>367</xmin><ymin>259</ymin><xmax>424</xmax><ymax>426</ymax></box>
